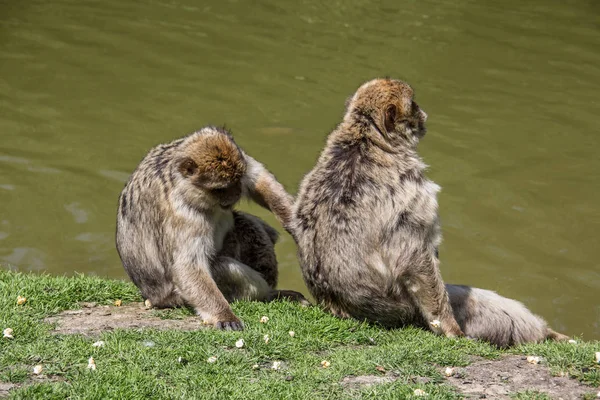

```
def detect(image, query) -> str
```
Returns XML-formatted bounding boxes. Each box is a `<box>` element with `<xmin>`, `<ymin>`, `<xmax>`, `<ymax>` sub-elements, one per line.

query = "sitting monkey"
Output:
<box><xmin>246</xmin><ymin>78</ymin><xmax>568</xmax><ymax>346</ymax></box>
<box><xmin>116</xmin><ymin>126</ymin><xmax>307</xmax><ymax>331</ymax></box>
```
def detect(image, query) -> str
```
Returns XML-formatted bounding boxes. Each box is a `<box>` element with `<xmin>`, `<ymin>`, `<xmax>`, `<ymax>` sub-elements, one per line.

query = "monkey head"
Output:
<box><xmin>177</xmin><ymin>127</ymin><xmax>247</xmax><ymax>209</ymax></box>
<box><xmin>344</xmin><ymin>78</ymin><xmax>428</xmax><ymax>150</ymax></box>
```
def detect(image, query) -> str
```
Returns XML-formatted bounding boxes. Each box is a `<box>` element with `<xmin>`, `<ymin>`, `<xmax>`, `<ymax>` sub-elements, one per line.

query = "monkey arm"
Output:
<box><xmin>241</xmin><ymin>154</ymin><xmax>296</xmax><ymax>235</ymax></box>
<box><xmin>172</xmin><ymin>243</ymin><xmax>242</xmax><ymax>330</ymax></box>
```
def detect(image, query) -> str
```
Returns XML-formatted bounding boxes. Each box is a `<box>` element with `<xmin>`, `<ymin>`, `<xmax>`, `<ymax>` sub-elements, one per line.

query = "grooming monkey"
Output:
<box><xmin>246</xmin><ymin>78</ymin><xmax>568</xmax><ymax>346</ymax></box>
<box><xmin>116</xmin><ymin>126</ymin><xmax>307</xmax><ymax>331</ymax></box>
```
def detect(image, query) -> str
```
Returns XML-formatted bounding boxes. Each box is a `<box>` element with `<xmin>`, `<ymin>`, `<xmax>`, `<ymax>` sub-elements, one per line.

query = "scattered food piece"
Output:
<box><xmin>202</xmin><ymin>320</ymin><xmax>210</xmax><ymax>325</ymax></box>
<box><xmin>320</xmin><ymin>360</ymin><xmax>331</xmax><ymax>368</ymax></box>
<box><xmin>92</xmin><ymin>341</ymin><xmax>105</xmax><ymax>347</ymax></box>
<box><xmin>263</xmin><ymin>334</ymin><xmax>270</xmax><ymax>344</ymax></box>
<box><xmin>177</xmin><ymin>357</ymin><xmax>188</xmax><ymax>365</ymax></box>
<box><xmin>413</xmin><ymin>388</ymin><xmax>427</xmax><ymax>396</ymax></box>
<box><xmin>259</xmin><ymin>316</ymin><xmax>269</xmax><ymax>323</ymax></box>
<box><xmin>252</xmin><ymin>364</ymin><xmax>259</xmax><ymax>370</ymax></box>
<box><xmin>144</xmin><ymin>299</ymin><xmax>152</xmax><ymax>309</ymax></box>
<box><xmin>114</xmin><ymin>299</ymin><xmax>122</xmax><ymax>307</ymax></box>
<box><xmin>444</xmin><ymin>367</ymin><xmax>454</xmax><ymax>376</ymax></box>
<box><xmin>142</xmin><ymin>340</ymin><xmax>155</xmax><ymax>348</ymax></box>
<box><xmin>235</xmin><ymin>339</ymin><xmax>245</xmax><ymax>348</ymax></box>
<box><xmin>288</xmin><ymin>331</ymin><xmax>295</xmax><ymax>337</ymax></box>
<box><xmin>568</xmin><ymin>339</ymin><xmax>577</xmax><ymax>344</ymax></box>
<box><xmin>595</xmin><ymin>352</ymin><xmax>600</xmax><ymax>364</ymax></box>
<box><xmin>3</xmin><ymin>328</ymin><xmax>14</xmax><ymax>339</ymax></box>
<box><xmin>32</xmin><ymin>365</ymin><xmax>43</xmax><ymax>375</ymax></box>
<box><xmin>375</xmin><ymin>366</ymin><xmax>385</xmax><ymax>373</ymax></box>
<box><xmin>271</xmin><ymin>361</ymin><xmax>282</xmax><ymax>370</ymax></box>
<box><xmin>526</xmin><ymin>356</ymin><xmax>541</xmax><ymax>365</ymax></box>
<box><xmin>17</xmin><ymin>296</ymin><xmax>27</xmax><ymax>305</ymax></box>
<box><xmin>207</xmin><ymin>356</ymin><xmax>217</xmax><ymax>364</ymax></box>
<box><xmin>87</xmin><ymin>357</ymin><xmax>96</xmax><ymax>370</ymax></box>
<box><xmin>285</xmin><ymin>375</ymin><xmax>294</xmax><ymax>381</ymax></box>
<box><xmin>430</xmin><ymin>320</ymin><xmax>441</xmax><ymax>328</ymax></box>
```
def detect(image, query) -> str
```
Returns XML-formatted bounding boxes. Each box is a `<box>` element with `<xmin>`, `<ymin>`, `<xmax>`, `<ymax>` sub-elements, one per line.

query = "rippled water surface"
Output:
<box><xmin>1</xmin><ymin>0</ymin><xmax>599</xmax><ymax>338</ymax></box>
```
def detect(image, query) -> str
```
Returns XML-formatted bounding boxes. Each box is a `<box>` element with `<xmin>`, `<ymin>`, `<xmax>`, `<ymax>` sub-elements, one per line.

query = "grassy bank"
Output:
<box><xmin>0</xmin><ymin>270</ymin><xmax>598</xmax><ymax>399</ymax></box>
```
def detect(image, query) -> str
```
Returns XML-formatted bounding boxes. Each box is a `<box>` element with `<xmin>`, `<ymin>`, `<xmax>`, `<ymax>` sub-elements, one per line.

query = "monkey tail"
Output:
<box><xmin>546</xmin><ymin>328</ymin><xmax>570</xmax><ymax>342</ymax></box>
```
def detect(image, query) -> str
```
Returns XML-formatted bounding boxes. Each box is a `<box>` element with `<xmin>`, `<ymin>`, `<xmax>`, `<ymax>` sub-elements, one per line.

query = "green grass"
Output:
<box><xmin>1</xmin><ymin>269</ymin><xmax>598</xmax><ymax>399</ymax></box>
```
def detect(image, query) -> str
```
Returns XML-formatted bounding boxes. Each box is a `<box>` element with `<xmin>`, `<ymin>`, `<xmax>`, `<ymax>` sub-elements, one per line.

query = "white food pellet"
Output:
<box><xmin>87</xmin><ymin>357</ymin><xmax>96</xmax><ymax>370</ymax></box>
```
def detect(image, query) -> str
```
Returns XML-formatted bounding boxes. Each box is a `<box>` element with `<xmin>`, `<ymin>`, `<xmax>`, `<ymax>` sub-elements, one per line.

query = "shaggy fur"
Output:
<box><xmin>246</xmin><ymin>79</ymin><xmax>568</xmax><ymax>346</ymax></box>
<box><xmin>116</xmin><ymin>127</ymin><xmax>307</xmax><ymax>331</ymax></box>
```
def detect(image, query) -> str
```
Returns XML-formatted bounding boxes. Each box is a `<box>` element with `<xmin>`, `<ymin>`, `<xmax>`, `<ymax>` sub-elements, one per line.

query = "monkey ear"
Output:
<box><xmin>178</xmin><ymin>157</ymin><xmax>198</xmax><ymax>177</ymax></box>
<box><xmin>383</xmin><ymin>104</ymin><xmax>397</xmax><ymax>134</ymax></box>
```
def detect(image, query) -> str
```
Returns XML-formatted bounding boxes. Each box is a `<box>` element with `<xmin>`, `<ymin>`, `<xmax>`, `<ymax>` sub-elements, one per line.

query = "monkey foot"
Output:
<box><xmin>268</xmin><ymin>290</ymin><xmax>311</xmax><ymax>306</ymax></box>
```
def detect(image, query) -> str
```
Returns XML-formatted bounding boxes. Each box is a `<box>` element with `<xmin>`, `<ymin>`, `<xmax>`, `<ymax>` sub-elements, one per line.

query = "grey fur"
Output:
<box><xmin>116</xmin><ymin>126</ymin><xmax>307</xmax><ymax>331</ymax></box>
<box><xmin>246</xmin><ymin>78</ymin><xmax>569</xmax><ymax>346</ymax></box>
<box><xmin>446</xmin><ymin>284</ymin><xmax>568</xmax><ymax>347</ymax></box>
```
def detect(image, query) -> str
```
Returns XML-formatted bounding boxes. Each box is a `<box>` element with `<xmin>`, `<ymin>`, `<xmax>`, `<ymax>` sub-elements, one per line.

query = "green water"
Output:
<box><xmin>1</xmin><ymin>0</ymin><xmax>599</xmax><ymax>339</ymax></box>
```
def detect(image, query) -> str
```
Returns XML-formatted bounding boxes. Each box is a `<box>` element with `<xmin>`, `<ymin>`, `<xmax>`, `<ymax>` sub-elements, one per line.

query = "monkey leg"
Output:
<box><xmin>405</xmin><ymin>261</ymin><xmax>464</xmax><ymax>338</ymax></box>
<box><xmin>212</xmin><ymin>257</ymin><xmax>311</xmax><ymax>306</ymax></box>
<box><xmin>172</xmin><ymin>259</ymin><xmax>243</xmax><ymax>331</ymax></box>
<box><xmin>211</xmin><ymin>256</ymin><xmax>273</xmax><ymax>302</ymax></box>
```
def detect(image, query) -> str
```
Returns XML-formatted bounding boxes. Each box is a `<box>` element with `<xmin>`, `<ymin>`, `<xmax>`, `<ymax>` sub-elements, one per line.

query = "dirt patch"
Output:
<box><xmin>446</xmin><ymin>355</ymin><xmax>595</xmax><ymax>399</ymax></box>
<box><xmin>340</xmin><ymin>356</ymin><xmax>596</xmax><ymax>399</ymax></box>
<box><xmin>44</xmin><ymin>302</ymin><xmax>203</xmax><ymax>336</ymax></box>
<box><xmin>0</xmin><ymin>375</ymin><xmax>65</xmax><ymax>398</ymax></box>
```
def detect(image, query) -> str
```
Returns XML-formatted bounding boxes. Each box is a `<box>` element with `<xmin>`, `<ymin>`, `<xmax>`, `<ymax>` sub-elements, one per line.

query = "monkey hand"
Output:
<box><xmin>203</xmin><ymin>311</ymin><xmax>245</xmax><ymax>331</ymax></box>
<box><xmin>441</xmin><ymin>320</ymin><xmax>465</xmax><ymax>338</ymax></box>
<box><xmin>215</xmin><ymin>319</ymin><xmax>244</xmax><ymax>331</ymax></box>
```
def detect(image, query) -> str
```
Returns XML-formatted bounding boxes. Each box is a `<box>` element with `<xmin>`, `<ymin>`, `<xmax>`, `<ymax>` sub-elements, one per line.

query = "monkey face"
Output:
<box><xmin>178</xmin><ymin>131</ymin><xmax>247</xmax><ymax>209</ymax></box>
<box><xmin>208</xmin><ymin>181</ymin><xmax>243</xmax><ymax>209</ymax></box>
<box><xmin>386</xmin><ymin>99</ymin><xmax>428</xmax><ymax>142</ymax></box>
<box><xmin>178</xmin><ymin>158</ymin><xmax>245</xmax><ymax>208</ymax></box>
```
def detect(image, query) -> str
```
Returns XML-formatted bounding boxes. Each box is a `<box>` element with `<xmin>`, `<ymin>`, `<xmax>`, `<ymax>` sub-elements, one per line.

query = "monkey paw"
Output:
<box><xmin>215</xmin><ymin>320</ymin><xmax>244</xmax><ymax>331</ymax></box>
<box><xmin>269</xmin><ymin>290</ymin><xmax>311</xmax><ymax>307</ymax></box>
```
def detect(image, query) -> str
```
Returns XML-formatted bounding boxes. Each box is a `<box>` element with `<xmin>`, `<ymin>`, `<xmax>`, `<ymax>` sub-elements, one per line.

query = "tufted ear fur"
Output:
<box><xmin>178</xmin><ymin>157</ymin><xmax>197</xmax><ymax>177</ymax></box>
<box><xmin>383</xmin><ymin>104</ymin><xmax>397</xmax><ymax>134</ymax></box>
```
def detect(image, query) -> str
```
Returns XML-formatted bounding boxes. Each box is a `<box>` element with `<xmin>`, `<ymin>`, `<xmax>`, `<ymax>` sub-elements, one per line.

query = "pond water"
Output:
<box><xmin>1</xmin><ymin>0</ymin><xmax>599</xmax><ymax>339</ymax></box>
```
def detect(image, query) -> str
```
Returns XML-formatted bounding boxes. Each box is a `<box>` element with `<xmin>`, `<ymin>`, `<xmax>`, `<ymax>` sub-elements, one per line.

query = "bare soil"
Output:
<box><xmin>446</xmin><ymin>355</ymin><xmax>597</xmax><ymax>399</ymax></box>
<box><xmin>44</xmin><ymin>301</ymin><xmax>203</xmax><ymax>336</ymax></box>
<box><xmin>40</xmin><ymin>303</ymin><xmax>598</xmax><ymax>399</ymax></box>
<box><xmin>342</xmin><ymin>356</ymin><xmax>597</xmax><ymax>399</ymax></box>
<box><xmin>0</xmin><ymin>375</ymin><xmax>64</xmax><ymax>398</ymax></box>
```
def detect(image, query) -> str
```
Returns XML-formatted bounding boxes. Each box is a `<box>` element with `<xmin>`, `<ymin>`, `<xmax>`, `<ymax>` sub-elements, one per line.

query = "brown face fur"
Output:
<box><xmin>178</xmin><ymin>133</ymin><xmax>247</xmax><ymax>208</ymax></box>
